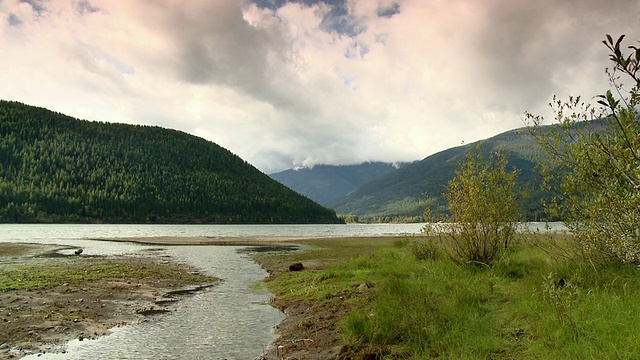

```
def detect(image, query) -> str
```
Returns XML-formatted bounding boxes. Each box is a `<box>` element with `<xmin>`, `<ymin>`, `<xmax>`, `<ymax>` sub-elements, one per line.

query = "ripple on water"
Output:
<box><xmin>20</xmin><ymin>245</ymin><xmax>284</xmax><ymax>360</ymax></box>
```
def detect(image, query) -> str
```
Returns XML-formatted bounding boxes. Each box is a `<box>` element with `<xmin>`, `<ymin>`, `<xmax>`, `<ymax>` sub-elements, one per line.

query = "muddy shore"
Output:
<box><xmin>0</xmin><ymin>243</ymin><xmax>218</xmax><ymax>359</ymax></box>
<box><xmin>1</xmin><ymin>236</ymin><xmax>384</xmax><ymax>360</ymax></box>
<box><xmin>104</xmin><ymin>236</ymin><xmax>389</xmax><ymax>360</ymax></box>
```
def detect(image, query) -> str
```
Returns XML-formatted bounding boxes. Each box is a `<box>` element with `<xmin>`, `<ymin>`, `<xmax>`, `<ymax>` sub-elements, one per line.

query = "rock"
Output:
<box><xmin>288</xmin><ymin>262</ymin><xmax>304</xmax><ymax>272</ymax></box>
<box><xmin>357</xmin><ymin>283</ymin><xmax>370</xmax><ymax>292</ymax></box>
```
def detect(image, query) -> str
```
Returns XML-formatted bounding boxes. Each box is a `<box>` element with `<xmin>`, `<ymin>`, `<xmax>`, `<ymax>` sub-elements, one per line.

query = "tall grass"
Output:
<box><xmin>262</xmin><ymin>235</ymin><xmax>640</xmax><ymax>358</ymax></box>
<box><xmin>342</xmin><ymin>248</ymin><xmax>506</xmax><ymax>358</ymax></box>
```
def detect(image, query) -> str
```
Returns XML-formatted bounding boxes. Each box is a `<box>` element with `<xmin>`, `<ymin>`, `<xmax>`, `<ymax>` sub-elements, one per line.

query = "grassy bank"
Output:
<box><xmin>255</xmin><ymin>235</ymin><xmax>640</xmax><ymax>359</ymax></box>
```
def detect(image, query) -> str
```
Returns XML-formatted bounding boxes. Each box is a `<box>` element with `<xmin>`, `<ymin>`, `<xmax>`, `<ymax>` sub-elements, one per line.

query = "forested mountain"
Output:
<box><xmin>328</xmin><ymin>128</ymin><xmax>549</xmax><ymax>222</ymax></box>
<box><xmin>0</xmin><ymin>100</ymin><xmax>342</xmax><ymax>224</ymax></box>
<box><xmin>269</xmin><ymin>162</ymin><xmax>411</xmax><ymax>206</ymax></box>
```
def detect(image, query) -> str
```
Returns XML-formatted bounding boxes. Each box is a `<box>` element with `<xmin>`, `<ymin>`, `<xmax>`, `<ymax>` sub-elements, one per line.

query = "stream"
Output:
<box><xmin>0</xmin><ymin>225</ymin><xmax>293</xmax><ymax>359</ymax></box>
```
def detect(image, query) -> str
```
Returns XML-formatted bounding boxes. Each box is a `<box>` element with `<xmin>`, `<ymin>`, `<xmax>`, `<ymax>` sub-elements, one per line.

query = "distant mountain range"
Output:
<box><xmin>0</xmin><ymin>100</ymin><xmax>342</xmax><ymax>224</ymax></box>
<box><xmin>269</xmin><ymin>162</ymin><xmax>412</xmax><ymax>206</ymax></box>
<box><xmin>273</xmin><ymin>128</ymin><xmax>551</xmax><ymax>222</ymax></box>
<box><xmin>329</xmin><ymin>128</ymin><xmax>549</xmax><ymax>222</ymax></box>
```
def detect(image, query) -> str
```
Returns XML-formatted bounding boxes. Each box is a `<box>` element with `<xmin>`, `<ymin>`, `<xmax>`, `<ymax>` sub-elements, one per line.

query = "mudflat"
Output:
<box><xmin>2</xmin><ymin>236</ymin><xmax>405</xmax><ymax>360</ymax></box>
<box><xmin>99</xmin><ymin>236</ymin><xmax>316</xmax><ymax>245</ymax></box>
<box><xmin>0</xmin><ymin>243</ymin><xmax>218</xmax><ymax>359</ymax></box>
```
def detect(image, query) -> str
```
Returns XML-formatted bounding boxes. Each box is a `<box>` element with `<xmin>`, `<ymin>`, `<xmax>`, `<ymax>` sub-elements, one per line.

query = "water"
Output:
<box><xmin>0</xmin><ymin>223</ymin><xmax>566</xmax><ymax>245</ymax></box>
<box><xmin>1</xmin><ymin>222</ymin><xmax>565</xmax><ymax>359</ymax></box>
<box><xmin>0</xmin><ymin>223</ymin><xmax>427</xmax><ymax>243</ymax></box>
<box><xmin>425</xmin><ymin>222</ymin><xmax>568</xmax><ymax>234</ymax></box>
<box><xmin>19</xmin><ymin>246</ymin><xmax>283</xmax><ymax>360</ymax></box>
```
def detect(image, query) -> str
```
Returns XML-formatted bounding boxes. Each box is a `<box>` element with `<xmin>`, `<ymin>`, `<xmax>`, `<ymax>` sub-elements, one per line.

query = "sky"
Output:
<box><xmin>1</xmin><ymin>0</ymin><xmax>639</xmax><ymax>174</ymax></box>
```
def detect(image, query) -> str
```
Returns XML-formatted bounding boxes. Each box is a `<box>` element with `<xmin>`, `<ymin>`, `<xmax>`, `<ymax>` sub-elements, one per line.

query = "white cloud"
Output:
<box><xmin>1</xmin><ymin>0</ymin><xmax>639</xmax><ymax>174</ymax></box>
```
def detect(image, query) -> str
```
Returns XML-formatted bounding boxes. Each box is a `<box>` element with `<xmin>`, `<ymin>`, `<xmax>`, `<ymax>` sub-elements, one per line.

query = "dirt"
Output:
<box><xmin>0</xmin><ymin>244</ymin><xmax>218</xmax><ymax>359</ymax></box>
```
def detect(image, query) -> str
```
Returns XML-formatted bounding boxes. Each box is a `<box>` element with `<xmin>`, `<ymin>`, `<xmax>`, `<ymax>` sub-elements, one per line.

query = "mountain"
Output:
<box><xmin>328</xmin><ymin>128</ymin><xmax>549</xmax><ymax>222</ymax></box>
<box><xmin>269</xmin><ymin>162</ymin><xmax>411</xmax><ymax>206</ymax></box>
<box><xmin>0</xmin><ymin>100</ymin><xmax>342</xmax><ymax>224</ymax></box>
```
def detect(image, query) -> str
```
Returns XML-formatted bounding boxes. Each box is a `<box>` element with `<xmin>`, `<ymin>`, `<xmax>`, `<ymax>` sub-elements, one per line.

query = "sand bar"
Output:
<box><xmin>96</xmin><ymin>234</ymin><xmax>415</xmax><ymax>246</ymax></box>
<box><xmin>94</xmin><ymin>236</ymin><xmax>322</xmax><ymax>246</ymax></box>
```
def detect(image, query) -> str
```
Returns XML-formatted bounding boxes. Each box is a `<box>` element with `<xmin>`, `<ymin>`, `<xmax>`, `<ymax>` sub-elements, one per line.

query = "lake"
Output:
<box><xmin>0</xmin><ymin>223</ymin><xmax>427</xmax><ymax>243</ymax></box>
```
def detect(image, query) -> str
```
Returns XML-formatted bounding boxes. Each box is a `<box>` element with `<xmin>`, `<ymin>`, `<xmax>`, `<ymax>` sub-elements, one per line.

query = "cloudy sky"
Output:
<box><xmin>1</xmin><ymin>0</ymin><xmax>639</xmax><ymax>173</ymax></box>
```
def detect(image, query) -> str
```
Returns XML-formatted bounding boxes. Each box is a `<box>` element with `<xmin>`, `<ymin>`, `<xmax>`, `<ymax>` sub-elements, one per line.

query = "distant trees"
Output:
<box><xmin>0</xmin><ymin>101</ymin><xmax>342</xmax><ymax>224</ymax></box>
<box><xmin>526</xmin><ymin>35</ymin><xmax>640</xmax><ymax>265</ymax></box>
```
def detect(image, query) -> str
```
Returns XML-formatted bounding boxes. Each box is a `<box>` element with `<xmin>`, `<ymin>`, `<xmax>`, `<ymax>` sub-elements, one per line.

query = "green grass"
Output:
<box><xmin>0</xmin><ymin>243</ymin><xmax>57</xmax><ymax>257</ymax></box>
<box><xmin>0</xmin><ymin>258</ymin><xmax>214</xmax><ymax>292</ymax></box>
<box><xmin>259</xmin><ymin>235</ymin><xmax>640</xmax><ymax>359</ymax></box>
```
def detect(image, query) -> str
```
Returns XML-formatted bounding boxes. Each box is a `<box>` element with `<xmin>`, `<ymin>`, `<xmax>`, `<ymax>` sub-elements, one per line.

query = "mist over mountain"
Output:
<box><xmin>269</xmin><ymin>162</ymin><xmax>413</xmax><ymax>206</ymax></box>
<box><xmin>327</xmin><ymin>128</ymin><xmax>550</xmax><ymax>222</ymax></box>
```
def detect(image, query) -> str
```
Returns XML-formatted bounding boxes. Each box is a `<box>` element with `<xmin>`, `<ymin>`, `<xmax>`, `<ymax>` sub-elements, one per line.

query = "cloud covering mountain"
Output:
<box><xmin>1</xmin><ymin>0</ymin><xmax>638</xmax><ymax>173</ymax></box>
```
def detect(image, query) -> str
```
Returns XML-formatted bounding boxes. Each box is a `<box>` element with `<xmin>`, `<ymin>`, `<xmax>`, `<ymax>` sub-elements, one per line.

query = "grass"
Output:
<box><xmin>258</xmin><ymin>235</ymin><xmax>640</xmax><ymax>359</ymax></box>
<box><xmin>0</xmin><ymin>243</ymin><xmax>58</xmax><ymax>257</ymax></box>
<box><xmin>0</xmin><ymin>256</ymin><xmax>214</xmax><ymax>292</ymax></box>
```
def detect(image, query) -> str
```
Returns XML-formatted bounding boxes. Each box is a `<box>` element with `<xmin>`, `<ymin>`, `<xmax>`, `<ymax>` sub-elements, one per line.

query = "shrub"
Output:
<box><xmin>526</xmin><ymin>35</ymin><xmax>640</xmax><ymax>265</ymax></box>
<box><xmin>428</xmin><ymin>149</ymin><xmax>521</xmax><ymax>267</ymax></box>
<box><xmin>406</xmin><ymin>237</ymin><xmax>442</xmax><ymax>261</ymax></box>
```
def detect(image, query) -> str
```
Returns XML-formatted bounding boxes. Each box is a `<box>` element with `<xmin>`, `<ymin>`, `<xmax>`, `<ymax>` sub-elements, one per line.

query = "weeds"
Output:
<box><xmin>541</xmin><ymin>272</ymin><xmax>580</xmax><ymax>339</ymax></box>
<box><xmin>406</xmin><ymin>237</ymin><xmax>441</xmax><ymax>261</ymax></box>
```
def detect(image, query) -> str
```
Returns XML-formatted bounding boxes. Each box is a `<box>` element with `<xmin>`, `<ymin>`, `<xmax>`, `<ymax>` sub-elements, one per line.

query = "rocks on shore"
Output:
<box><xmin>288</xmin><ymin>263</ymin><xmax>304</xmax><ymax>272</ymax></box>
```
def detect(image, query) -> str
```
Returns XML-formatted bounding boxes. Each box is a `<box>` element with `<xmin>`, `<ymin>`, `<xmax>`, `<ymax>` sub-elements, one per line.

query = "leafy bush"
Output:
<box><xmin>427</xmin><ymin>149</ymin><xmax>521</xmax><ymax>267</ymax></box>
<box><xmin>526</xmin><ymin>35</ymin><xmax>640</xmax><ymax>265</ymax></box>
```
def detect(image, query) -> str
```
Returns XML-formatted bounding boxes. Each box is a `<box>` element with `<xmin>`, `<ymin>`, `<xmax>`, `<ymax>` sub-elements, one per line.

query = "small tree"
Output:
<box><xmin>526</xmin><ymin>35</ymin><xmax>640</xmax><ymax>265</ymax></box>
<box><xmin>435</xmin><ymin>149</ymin><xmax>520</xmax><ymax>266</ymax></box>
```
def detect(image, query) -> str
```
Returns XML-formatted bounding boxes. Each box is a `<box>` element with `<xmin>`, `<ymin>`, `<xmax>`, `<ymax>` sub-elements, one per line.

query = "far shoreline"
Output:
<box><xmin>93</xmin><ymin>234</ymin><xmax>418</xmax><ymax>246</ymax></box>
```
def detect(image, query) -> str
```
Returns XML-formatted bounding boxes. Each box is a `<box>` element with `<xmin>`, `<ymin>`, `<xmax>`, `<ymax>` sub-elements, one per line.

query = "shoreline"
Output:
<box><xmin>95</xmin><ymin>235</ymin><xmax>317</xmax><ymax>246</ymax></box>
<box><xmin>96</xmin><ymin>234</ymin><xmax>411</xmax><ymax>245</ymax></box>
<box><xmin>1</xmin><ymin>236</ymin><xmax>411</xmax><ymax>359</ymax></box>
<box><xmin>97</xmin><ymin>235</ymin><xmax>412</xmax><ymax>359</ymax></box>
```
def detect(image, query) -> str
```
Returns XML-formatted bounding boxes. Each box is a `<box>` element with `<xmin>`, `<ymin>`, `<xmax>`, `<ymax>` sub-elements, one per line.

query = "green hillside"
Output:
<box><xmin>0</xmin><ymin>100</ymin><xmax>342</xmax><ymax>224</ymax></box>
<box><xmin>329</xmin><ymin>128</ymin><xmax>549</xmax><ymax>222</ymax></box>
